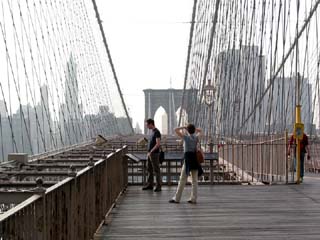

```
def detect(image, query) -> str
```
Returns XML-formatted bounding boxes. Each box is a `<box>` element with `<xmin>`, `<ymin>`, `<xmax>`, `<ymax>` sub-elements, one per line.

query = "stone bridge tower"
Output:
<box><xmin>143</xmin><ymin>89</ymin><xmax>197</xmax><ymax>134</ymax></box>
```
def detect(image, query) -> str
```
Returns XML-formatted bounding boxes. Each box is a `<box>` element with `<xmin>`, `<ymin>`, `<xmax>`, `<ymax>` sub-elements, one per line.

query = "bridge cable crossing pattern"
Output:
<box><xmin>0</xmin><ymin>0</ymin><xmax>133</xmax><ymax>161</ymax></box>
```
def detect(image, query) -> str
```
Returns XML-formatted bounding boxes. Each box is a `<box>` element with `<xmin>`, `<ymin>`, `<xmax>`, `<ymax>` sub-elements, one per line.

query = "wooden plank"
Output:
<box><xmin>46</xmin><ymin>193</ymin><xmax>52</xmax><ymax>240</ymax></box>
<box><xmin>95</xmin><ymin>175</ymin><xmax>320</xmax><ymax>240</ymax></box>
<box><xmin>34</xmin><ymin>198</ymin><xmax>44</xmax><ymax>240</ymax></box>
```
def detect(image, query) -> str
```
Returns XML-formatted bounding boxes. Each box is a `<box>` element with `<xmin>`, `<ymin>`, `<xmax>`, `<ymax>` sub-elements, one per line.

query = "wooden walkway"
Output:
<box><xmin>95</xmin><ymin>174</ymin><xmax>320</xmax><ymax>240</ymax></box>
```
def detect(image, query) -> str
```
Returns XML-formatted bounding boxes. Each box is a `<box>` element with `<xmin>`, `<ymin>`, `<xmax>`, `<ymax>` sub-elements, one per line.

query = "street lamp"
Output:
<box><xmin>204</xmin><ymin>79</ymin><xmax>216</xmax><ymax>153</ymax></box>
<box><xmin>204</xmin><ymin>80</ymin><xmax>215</xmax><ymax>106</ymax></box>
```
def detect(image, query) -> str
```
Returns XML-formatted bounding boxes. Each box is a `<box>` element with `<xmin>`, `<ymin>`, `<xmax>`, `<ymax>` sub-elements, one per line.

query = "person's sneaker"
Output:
<box><xmin>142</xmin><ymin>185</ymin><xmax>153</xmax><ymax>190</ymax></box>
<box><xmin>300</xmin><ymin>177</ymin><xmax>304</xmax><ymax>183</ymax></box>
<box><xmin>154</xmin><ymin>187</ymin><xmax>162</xmax><ymax>192</ymax></box>
<box><xmin>169</xmin><ymin>199</ymin><xmax>179</xmax><ymax>203</ymax></box>
<box><xmin>187</xmin><ymin>200</ymin><xmax>197</xmax><ymax>204</ymax></box>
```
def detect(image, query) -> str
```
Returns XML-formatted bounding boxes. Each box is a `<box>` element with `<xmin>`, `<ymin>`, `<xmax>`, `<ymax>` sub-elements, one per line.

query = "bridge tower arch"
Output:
<box><xmin>143</xmin><ymin>89</ymin><xmax>197</xmax><ymax>134</ymax></box>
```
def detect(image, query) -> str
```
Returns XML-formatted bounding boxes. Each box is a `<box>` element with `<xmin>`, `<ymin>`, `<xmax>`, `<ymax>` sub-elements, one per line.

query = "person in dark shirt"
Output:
<box><xmin>143</xmin><ymin>118</ymin><xmax>162</xmax><ymax>192</ymax></box>
<box><xmin>288</xmin><ymin>133</ymin><xmax>310</xmax><ymax>182</ymax></box>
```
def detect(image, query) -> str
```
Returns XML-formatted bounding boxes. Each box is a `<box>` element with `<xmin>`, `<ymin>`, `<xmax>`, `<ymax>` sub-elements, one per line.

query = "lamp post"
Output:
<box><xmin>204</xmin><ymin>79</ymin><xmax>216</xmax><ymax>153</ymax></box>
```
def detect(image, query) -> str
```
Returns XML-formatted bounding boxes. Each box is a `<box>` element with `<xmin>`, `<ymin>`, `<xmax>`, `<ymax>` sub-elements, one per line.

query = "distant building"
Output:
<box><xmin>65</xmin><ymin>54</ymin><xmax>81</xmax><ymax>121</ymax></box>
<box><xmin>99</xmin><ymin>105</ymin><xmax>110</xmax><ymax>114</ymax></box>
<box><xmin>0</xmin><ymin>100</ymin><xmax>7</xmax><ymax>118</ymax></box>
<box><xmin>117</xmin><ymin>117</ymin><xmax>132</xmax><ymax>135</ymax></box>
<box><xmin>38</xmin><ymin>85</ymin><xmax>51</xmax><ymax>151</ymax></box>
<box><xmin>134</xmin><ymin>123</ymin><xmax>142</xmax><ymax>134</ymax></box>
<box><xmin>58</xmin><ymin>54</ymin><xmax>84</xmax><ymax>145</ymax></box>
<box><xmin>268</xmin><ymin>76</ymin><xmax>315</xmax><ymax>134</ymax></box>
<box><xmin>215</xmin><ymin>46</ymin><xmax>266</xmax><ymax>136</ymax></box>
<box><xmin>10</xmin><ymin>85</ymin><xmax>53</xmax><ymax>154</ymax></box>
<box><xmin>0</xmin><ymin>92</ymin><xmax>55</xmax><ymax>161</ymax></box>
<box><xmin>82</xmin><ymin>105</ymin><xmax>131</xmax><ymax>137</ymax></box>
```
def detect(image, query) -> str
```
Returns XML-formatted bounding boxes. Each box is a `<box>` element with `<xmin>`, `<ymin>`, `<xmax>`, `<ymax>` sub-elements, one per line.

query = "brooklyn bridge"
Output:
<box><xmin>1</xmin><ymin>0</ymin><xmax>320</xmax><ymax>239</ymax></box>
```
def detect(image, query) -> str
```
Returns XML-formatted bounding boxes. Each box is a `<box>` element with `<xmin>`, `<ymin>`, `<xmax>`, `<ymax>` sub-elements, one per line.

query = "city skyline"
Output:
<box><xmin>0</xmin><ymin>55</ymin><xmax>132</xmax><ymax>161</ymax></box>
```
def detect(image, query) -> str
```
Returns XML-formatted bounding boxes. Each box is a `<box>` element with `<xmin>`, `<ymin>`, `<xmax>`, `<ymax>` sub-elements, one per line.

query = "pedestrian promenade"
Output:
<box><xmin>95</xmin><ymin>174</ymin><xmax>320</xmax><ymax>240</ymax></box>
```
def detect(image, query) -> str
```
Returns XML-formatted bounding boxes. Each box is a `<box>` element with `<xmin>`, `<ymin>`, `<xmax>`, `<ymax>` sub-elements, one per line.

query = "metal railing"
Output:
<box><xmin>0</xmin><ymin>147</ymin><xmax>128</xmax><ymax>240</ymax></box>
<box><xmin>127</xmin><ymin>135</ymin><xmax>290</xmax><ymax>185</ymax></box>
<box><xmin>128</xmin><ymin>157</ymin><xmax>232</xmax><ymax>185</ymax></box>
<box><xmin>219</xmin><ymin>137</ymin><xmax>289</xmax><ymax>184</ymax></box>
<box><xmin>306</xmin><ymin>142</ymin><xmax>320</xmax><ymax>173</ymax></box>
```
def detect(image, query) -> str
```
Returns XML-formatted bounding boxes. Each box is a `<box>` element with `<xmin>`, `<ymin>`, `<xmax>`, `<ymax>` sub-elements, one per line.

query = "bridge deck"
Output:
<box><xmin>95</xmin><ymin>174</ymin><xmax>320</xmax><ymax>240</ymax></box>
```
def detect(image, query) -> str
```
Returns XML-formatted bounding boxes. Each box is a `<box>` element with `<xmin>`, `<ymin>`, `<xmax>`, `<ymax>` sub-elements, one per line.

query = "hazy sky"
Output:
<box><xmin>95</xmin><ymin>1</ymin><xmax>320</xmax><ymax>131</ymax></box>
<box><xmin>96</xmin><ymin>0</ymin><xmax>193</xmax><ymax>128</ymax></box>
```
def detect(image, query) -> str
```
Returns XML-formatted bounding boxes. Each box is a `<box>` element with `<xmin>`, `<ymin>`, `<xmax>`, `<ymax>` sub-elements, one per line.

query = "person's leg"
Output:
<box><xmin>173</xmin><ymin>163</ymin><xmax>188</xmax><ymax>202</ymax></box>
<box><xmin>146</xmin><ymin>155</ymin><xmax>154</xmax><ymax>186</ymax></box>
<box><xmin>189</xmin><ymin>170</ymin><xmax>198</xmax><ymax>203</ymax></box>
<box><xmin>150</xmin><ymin>153</ymin><xmax>162</xmax><ymax>189</ymax></box>
<box><xmin>300</xmin><ymin>152</ymin><xmax>305</xmax><ymax>179</ymax></box>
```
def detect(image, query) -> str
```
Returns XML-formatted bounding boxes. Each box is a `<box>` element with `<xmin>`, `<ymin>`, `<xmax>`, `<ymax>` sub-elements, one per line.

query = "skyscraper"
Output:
<box><xmin>65</xmin><ymin>54</ymin><xmax>80</xmax><ymax>120</ymax></box>
<box><xmin>269</xmin><ymin>76</ymin><xmax>313</xmax><ymax>134</ymax></box>
<box><xmin>59</xmin><ymin>54</ymin><xmax>83</xmax><ymax>144</ymax></box>
<box><xmin>0</xmin><ymin>100</ymin><xmax>7</xmax><ymax>118</ymax></box>
<box><xmin>215</xmin><ymin>46</ymin><xmax>266</xmax><ymax>136</ymax></box>
<box><xmin>39</xmin><ymin>85</ymin><xmax>51</xmax><ymax>151</ymax></box>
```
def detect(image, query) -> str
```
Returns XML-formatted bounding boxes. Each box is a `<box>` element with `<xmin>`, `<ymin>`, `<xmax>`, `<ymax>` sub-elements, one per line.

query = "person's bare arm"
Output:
<box><xmin>174</xmin><ymin>127</ymin><xmax>185</xmax><ymax>139</ymax></box>
<box><xmin>195</xmin><ymin>128</ymin><xmax>203</xmax><ymax>138</ymax></box>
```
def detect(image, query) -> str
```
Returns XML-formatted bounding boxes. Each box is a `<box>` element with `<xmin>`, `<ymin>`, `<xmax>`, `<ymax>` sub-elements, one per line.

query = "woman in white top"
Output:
<box><xmin>169</xmin><ymin>124</ymin><xmax>203</xmax><ymax>204</ymax></box>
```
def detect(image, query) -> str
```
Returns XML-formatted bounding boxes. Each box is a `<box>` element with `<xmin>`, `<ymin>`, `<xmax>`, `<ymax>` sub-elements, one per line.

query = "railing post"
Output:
<box><xmin>122</xmin><ymin>146</ymin><xmax>128</xmax><ymax>188</ymax></box>
<box><xmin>285</xmin><ymin>130</ymin><xmax>289</xmax><ymax>184</ymax></box>
<box><xmin>241</xmin><ymin>144</ymin><xmax>244</xmax><ymax>182</ymax></box>
<box><xmin>142</xmin><ymin>161</ymin><xmax>146</xmax><ymax>185</ymax></box>
<box><xmin>232</xmin><ymin>144</ymin><xmax>235</xmax><ymax>182</ymax></box>
<box><xmin>210</xmin><ymin>159</ymin><xmax>214</xmax><ymax>184</ymax></box>
<box><xmin>259</xmin><ymin>143</ymin><xmax>262</xmax><ymax>182</ymax></box>
<box><xmin>251</xmin><ymin>143</ymin><xmax>254</xmax><ymax>183</ymax></box>
<box><xmin>246</xmin><ymin>145</ymin><xmax>249</xmax><ymax>182</ymax></box>
<box><xmin>270</xmin><ymin>136</ymin><xmax>273</xmax><ymax>184</ymax></box>
<box><xmin>31</xmin><ymin>178</ymin><xmax>46</xmax><ymax>240</ymax></box>
<box><xmin>256</xmin><ymin>143</ymin><xmax>259</xmax><ymax>182</ymax></box>
<box><xmin>222</xmin><ymin>145</ymin><xmax>225</xmax><ymax>183</ymax></box>
<box><xmin>167</xmin><ymin>160</ymin><xmax>171</xmax><ymax>186</ymax></box>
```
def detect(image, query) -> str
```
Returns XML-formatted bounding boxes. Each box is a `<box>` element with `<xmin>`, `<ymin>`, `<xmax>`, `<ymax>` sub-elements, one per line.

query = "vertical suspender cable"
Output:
<box><xmin>195</xmin><ymin>0</ymin><xmax>221</xmax><ymax>126</ymax></box>
<box><xmin>178</xmin><ymin>0</ymin><xmax>198</xmax><ymax>127</ymax></box>
<box><xmin>240</xmin><ymin>0</ymin><xmax>320</xmax><ymax>129</ymax></box>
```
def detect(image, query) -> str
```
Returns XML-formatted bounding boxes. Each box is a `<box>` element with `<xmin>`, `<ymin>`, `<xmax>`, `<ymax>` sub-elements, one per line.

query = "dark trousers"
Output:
<box><xmin>300</xmin><ymin>152</ymin><xmax>305</xmax><ymax>178</ymax></box>
<box><xmin>294</xmin><ymin>152</ymin><xmax>305</xmax><ymax>178</ymax></box>
<box><xmin>147</xmin><ymin>153</ymin><xmax>162</xmax><ymax>187</ymax></box>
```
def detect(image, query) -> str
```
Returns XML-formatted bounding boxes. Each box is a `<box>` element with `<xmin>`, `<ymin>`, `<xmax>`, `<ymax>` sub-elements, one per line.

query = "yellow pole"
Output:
<box><xmin>295</xmin><ymin>105</ymin><xmax>301</xmax><ymax>184</ymax></box>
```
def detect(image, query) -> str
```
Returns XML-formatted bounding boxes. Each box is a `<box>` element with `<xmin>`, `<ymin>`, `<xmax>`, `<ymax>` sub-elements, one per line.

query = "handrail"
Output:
<box><xmin>127</xmin><ymin>140</ymin><xmax>289</xmax><ymax>185</ymax></box>
<box><xmin>0</xmin><ymin>146</ymin><xmax>128</xmax><ymax>239</ymax></box>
